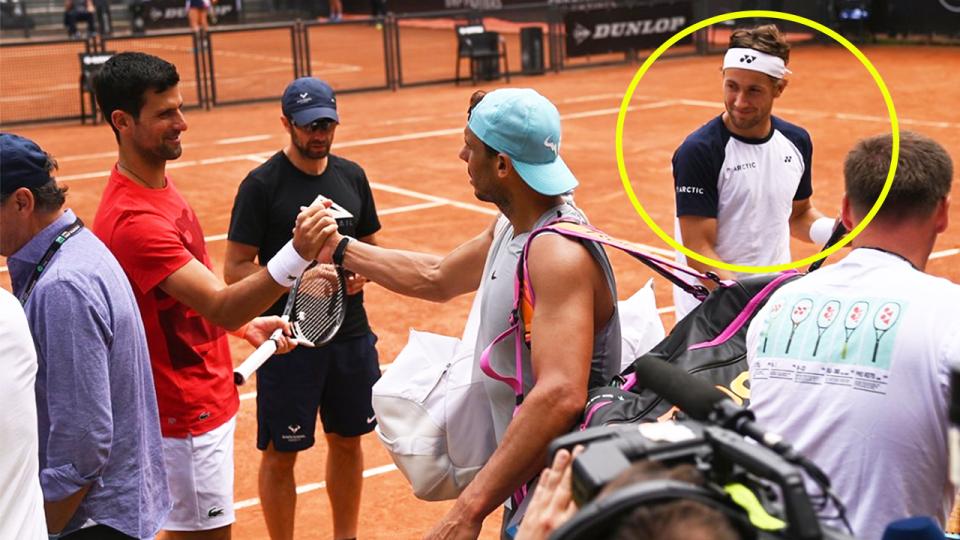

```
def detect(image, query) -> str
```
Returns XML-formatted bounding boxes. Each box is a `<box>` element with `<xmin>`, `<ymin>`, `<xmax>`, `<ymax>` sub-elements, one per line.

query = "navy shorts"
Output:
<box><xmin>188</xmin><ymin>0</ymin><xmax>206</xmax><ymax>9</ymax></box>
<box><xmin>256</xmin><ymin>332</ymin><xmax>380</xmax><ymax>452</ymax></box>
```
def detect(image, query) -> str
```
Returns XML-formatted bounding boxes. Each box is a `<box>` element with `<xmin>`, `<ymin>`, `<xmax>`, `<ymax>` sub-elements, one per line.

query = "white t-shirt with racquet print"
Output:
<box><xmin>746</xmin><ymin>248</ymin><xmax>960</xmax><ymax>540</ymax></box>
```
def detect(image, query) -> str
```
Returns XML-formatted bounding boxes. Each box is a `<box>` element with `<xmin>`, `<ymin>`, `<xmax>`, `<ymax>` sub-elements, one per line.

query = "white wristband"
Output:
<box><xmin>809</xmin><ymin>217</ymin><xmax>835</xmax><ymax>245</ymax></box>
<box><xmin>267</xmin><ymin>240</ymin><xmax>311</xmax><ymax>287</ymax></box>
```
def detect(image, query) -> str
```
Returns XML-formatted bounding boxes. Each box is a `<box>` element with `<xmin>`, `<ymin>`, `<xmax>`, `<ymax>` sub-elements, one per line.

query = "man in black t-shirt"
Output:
<box><xmin>225</xmin><ymin>77</ymin><xmax>381</xmax><ymax>540</ymax></box>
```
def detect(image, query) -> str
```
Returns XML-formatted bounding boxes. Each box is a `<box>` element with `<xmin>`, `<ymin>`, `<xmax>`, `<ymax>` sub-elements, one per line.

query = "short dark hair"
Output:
<box><xmin>602</xmin><ymin>462</ymin><xmax>741</xmax><ymax>540</ymax></box>
<box><xmin>0</xmin><ymin>153</ymin><xmax>68</xmax><ymax>212</ymax></box>
<box><xmin>93</xmin><ymin>52</ymin><xmax>180</xmax><ymax>141</ymax></box>
<box><xmin>728</xmin><ymin>24</ymin><xmax>790</xmax><ymax>66</ymax></box>
<box><xmin>466</xmin><ymin>90</ymin><xmax>498</xmax><ymax>158</ymax></box>
<box><xmin>844</xmin><ymin>131</ymin><xmax>953</xmax><ymax>221</ymax></box>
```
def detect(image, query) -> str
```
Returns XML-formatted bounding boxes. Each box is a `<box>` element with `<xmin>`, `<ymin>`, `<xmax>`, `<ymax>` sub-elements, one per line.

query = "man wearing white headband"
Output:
<box><xmin>671</xmin><ymin>24</ymin><xmax>832</xmax><ymax>321</ymax></box>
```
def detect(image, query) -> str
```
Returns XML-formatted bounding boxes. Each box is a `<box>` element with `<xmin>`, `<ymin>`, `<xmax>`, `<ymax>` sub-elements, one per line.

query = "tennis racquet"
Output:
<box><xmin>808</xmin><ymin>220</ymin><xmax>848</xmax><ymax>272</ymax></box>
<box><xmin>234</xmin><ymin>261</ymin><xmax>348</xmax><ymax>385</ymax></box>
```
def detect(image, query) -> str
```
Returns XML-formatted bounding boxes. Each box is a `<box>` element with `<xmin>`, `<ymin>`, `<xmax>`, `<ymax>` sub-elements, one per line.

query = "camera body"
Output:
<box><xmin>547</xmin><ymin>419</ymin><xmax>862</xmax><ymax>540</ymax></box>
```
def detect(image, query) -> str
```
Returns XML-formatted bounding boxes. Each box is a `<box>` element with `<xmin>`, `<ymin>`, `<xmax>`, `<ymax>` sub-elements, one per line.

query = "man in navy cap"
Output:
<box><xmin>315</xmin><ymin>88</ymin><xmax>621</xmax><ymax>540</ymax></box>
<box><xmin>0</xmin><ymin>132</ymin><xmax>171</xmax><ymax>539</ymax></box>
<box><xmin>225</xmin><ymin>76</ymin><xmax>382</xmax><ymax>540</ymax></box>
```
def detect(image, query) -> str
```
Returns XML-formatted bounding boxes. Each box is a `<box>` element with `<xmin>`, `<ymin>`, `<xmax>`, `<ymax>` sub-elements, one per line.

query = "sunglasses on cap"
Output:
<box><xmin>290</xmin><ymin>118</ymin><xmax>337</xmax><ymax>133</ymax></box>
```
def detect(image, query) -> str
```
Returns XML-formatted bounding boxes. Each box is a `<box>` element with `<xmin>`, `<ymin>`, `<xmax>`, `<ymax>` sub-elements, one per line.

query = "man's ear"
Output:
<box><xmin>840</xmin><ymin>192</ymin><xmax>856</xmax><ymax>231</ymax></box>
<box><xmin>773</xmin><ymin>78</ymin><xmax>788</xmax><ymax>98</ymax></box>
<box><xmin>935</xmin><ymin>195</ymin><xmax>950</xmax><ymax>234</ymax></box>
<box><xmin>111</xmin><ymin>110</ymin><xmax>133</xmax><ymax>134</ymax></box>
<box><xmin>280</xmin><ymin>116</ymin><xmax>292</xmax><ymax>134</ymax></box>
<box><xmin>12</xmin><ymin>187</ymin><xmax>36</xmax><ymax>215</ymax></box>
<box><xmin>497</xmin><ymin>154</ymin><xmax>512</xmax><ymax>178</ymax></box>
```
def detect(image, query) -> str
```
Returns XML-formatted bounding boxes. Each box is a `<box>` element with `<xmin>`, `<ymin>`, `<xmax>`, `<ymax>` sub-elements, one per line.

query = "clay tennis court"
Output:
<box><xmin>2</xmin><ymin>41</ymin><xmax>959</xmax><ymax>539</ymax></box>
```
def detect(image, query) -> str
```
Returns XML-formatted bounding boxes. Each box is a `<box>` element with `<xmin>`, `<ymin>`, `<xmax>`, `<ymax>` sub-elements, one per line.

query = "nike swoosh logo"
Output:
<box><xmin>367</xmin><ymin>416</ymin><xmax>377</xmax><ymax>424</ymax></box>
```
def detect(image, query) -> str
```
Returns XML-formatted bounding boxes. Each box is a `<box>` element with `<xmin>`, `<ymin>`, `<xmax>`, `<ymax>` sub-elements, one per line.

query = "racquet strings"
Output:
<box><xmin>292</xmin><ymin>263</ymin><xmax>346</xmax><ymax>346</ymax></box>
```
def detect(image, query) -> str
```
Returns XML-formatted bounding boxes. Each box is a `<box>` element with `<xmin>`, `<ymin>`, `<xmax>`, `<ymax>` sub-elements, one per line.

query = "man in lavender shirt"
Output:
<box><xmin>0</xmin><ymin>132</ymin><xmax>171</xmax><ymax>539</ymax></box>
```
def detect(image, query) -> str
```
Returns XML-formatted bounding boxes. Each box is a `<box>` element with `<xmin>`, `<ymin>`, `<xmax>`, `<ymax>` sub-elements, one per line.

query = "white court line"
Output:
<box><xmin>234</xmin><ymin>464</ymin><xmax>399</xmax><ymax>511</ymax></box>
<box><xmin>57</xmin><ymin>135</ymin><xmax>276</xmax><ymax>164</ymax></box>
<box><xmin>931</xmin><ymin>248</ymin><xmax>960</xmax><ymax>260</ymax></box>
<box><xmin>379</xmin><ymin>201</ymin><xmax>446</xmax><ymax>215</ymax></box>
<box><xmin>674</xmin><ymin>99</ymin><xmax>960</xmax><ymax>130</ymax></box>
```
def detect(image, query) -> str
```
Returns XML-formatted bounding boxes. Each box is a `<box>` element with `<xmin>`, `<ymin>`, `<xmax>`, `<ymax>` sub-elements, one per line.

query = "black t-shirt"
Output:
<box><xmin>228</xmin><ymin>151</ymin><xmax>381</xmax><ymax>340</ymax></box>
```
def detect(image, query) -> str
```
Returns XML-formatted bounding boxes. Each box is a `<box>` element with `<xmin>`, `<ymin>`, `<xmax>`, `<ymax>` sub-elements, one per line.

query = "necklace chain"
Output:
<box><xmin>118</xmin><ymin>162</ymin><xmax>157</xmax><ymax>188</ymax></box>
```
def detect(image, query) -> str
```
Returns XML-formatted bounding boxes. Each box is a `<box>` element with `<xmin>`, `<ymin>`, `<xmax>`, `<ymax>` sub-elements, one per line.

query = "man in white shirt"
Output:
<box><xmin>0</xmin><ymin>288</ymin><xmax>47</xmax><ymax>539</ymax></box>
<box><xmin>746</xmin><ymin>131</ymin><xmax>958</xmax><ymax>540</ymax></box>
<box><xmin>672</xmin><ymin>24</ymin><xmax>832</xmax><ymax>320</ymax></box>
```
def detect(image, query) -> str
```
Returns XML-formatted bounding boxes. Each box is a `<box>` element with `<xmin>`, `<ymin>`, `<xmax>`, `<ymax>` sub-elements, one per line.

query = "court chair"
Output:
<box><xmin>455</xmin><ymin>24</ymin><xmax>510</xmax><ymax>86</ymax></box>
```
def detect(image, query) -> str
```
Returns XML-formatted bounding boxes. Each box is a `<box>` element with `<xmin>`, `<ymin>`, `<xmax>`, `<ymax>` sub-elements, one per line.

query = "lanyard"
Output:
<box><xmin>18</xmin><ymin>218</ymin><xmax>84</xmax><ymax>306</ymax></box>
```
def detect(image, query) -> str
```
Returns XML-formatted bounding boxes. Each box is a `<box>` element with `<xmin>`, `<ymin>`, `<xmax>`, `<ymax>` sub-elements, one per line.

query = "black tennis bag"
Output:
<box><xmin>581</xmin><ymin>271</ymin><xmax>803</xmax><ymax>428</ymax></box>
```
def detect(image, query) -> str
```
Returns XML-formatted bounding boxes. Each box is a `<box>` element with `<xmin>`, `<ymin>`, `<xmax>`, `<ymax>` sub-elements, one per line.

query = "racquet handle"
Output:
<box><xmin>233</xmin><ymin>328</ymin><xmax>283</xmax><ymax>386</ymax></box>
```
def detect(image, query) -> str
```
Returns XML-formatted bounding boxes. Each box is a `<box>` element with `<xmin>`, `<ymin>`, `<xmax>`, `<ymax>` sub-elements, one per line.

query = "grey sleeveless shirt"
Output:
<box><xmin>473</xmin><ymin>204</ymin><xmax>621</xmax><ymax>442</ymax></box>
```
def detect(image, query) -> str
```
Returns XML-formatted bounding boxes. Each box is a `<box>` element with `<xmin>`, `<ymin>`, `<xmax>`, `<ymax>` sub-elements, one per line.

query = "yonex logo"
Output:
<box><xmin>740</xmin><ymin>54</ymin><xmax>757</xmax><ymax>64</ymax></box>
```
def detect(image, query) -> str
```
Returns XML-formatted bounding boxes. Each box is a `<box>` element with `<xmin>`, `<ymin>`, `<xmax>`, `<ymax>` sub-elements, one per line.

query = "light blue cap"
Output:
<box><xmin>467</xmin><ymin>88</ymin><xmax>578</xmax><ymax>196</ymax></box>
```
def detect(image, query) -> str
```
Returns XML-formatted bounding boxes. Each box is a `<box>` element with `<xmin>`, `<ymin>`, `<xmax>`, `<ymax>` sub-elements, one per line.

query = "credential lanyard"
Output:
<box><xmin>18</xmin><ymin>218</ymin><xmax>84</xmax><ymax>306</ymax></box>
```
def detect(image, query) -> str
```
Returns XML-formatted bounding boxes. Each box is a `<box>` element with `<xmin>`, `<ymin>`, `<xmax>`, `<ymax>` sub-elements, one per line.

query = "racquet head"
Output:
<box><xmin>288</xmin><ymin>262</ymin><xmax>347</xmax><ymax>347</ymax></box>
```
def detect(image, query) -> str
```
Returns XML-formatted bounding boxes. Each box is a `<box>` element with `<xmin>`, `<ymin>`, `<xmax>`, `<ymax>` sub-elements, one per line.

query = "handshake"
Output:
<box><xmin>289</xmin><ymin>196</ymin><xmax>353</xmax><ymax>266</ymax></box>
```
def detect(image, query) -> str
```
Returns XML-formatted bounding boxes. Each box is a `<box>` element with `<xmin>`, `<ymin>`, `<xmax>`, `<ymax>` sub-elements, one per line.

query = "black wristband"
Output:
<box><xmin>333</xmin><ymin>236</ymin><xmax>353</xmax><ymax>266</ymax></box>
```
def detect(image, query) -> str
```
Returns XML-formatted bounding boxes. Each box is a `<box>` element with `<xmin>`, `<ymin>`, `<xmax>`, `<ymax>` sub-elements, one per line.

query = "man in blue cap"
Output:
<box><xmin>315</xmin><ymin>88</ymin><xmax>622</xmax><ymax>540</ymax></box>
<box><xmin>0</xmin><ymin>132</ymin><xmax>171</xmax><ymax>539</ymax></box>
<box><xmin>225</xmin><ymin>76</ymin><xmax>383</xmax><ymax>540</ymax></box>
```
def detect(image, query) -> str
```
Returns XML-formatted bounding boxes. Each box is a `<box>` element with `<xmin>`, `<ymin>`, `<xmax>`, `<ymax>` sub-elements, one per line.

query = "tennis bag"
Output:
<box><xmin>580</xmin><ymin>271</ymin><xmax>802</xmax><ymax>429</ymax></box>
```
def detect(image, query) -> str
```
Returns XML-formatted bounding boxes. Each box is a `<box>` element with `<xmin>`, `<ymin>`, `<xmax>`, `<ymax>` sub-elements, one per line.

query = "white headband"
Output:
<box><xmin>723</xmin><ymin>47</ymin><xmax>792</xmax><ymax>79</ymax></box>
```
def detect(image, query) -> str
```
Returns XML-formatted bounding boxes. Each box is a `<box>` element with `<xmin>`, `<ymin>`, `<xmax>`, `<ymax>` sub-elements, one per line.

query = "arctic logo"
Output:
<box><xmin>727</xmin><ymin>162</ymin><xmax>758</xmax><ymax>173</ymax></box>
<box><xmin>676</xmin><ymin>186</ymin><xmax>704</xmax><ymax>195</ymax></box>
<box><xmin>544</xmin><ymin>136</ymin><xmax>558</xmax><ymax>155</ymax></box>
<box><xmin>573</xmin><ymin>23</ymin><xmax>591</xmax><ymax>45</ymax></box>
<box><xmin>740</xmin><ymin>54</ymin><xmax>757</xmax><ymax>64</ymax></box>
<box><xmin>585</xmin><ymin>16</ymin><xmax>686</xmax><ymax>41</ymax></box>
<box><xmin>288</xmin><ymin>424</ymin><xmax>301</xmax><ymax>434</ymax></box>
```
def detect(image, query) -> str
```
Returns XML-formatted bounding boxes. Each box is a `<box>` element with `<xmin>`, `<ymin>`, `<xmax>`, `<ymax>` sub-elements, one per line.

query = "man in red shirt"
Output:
<box><xmin>92</xmin><ymin>52</ymin><xmax>335</xmax><ymax>540</ymax></box>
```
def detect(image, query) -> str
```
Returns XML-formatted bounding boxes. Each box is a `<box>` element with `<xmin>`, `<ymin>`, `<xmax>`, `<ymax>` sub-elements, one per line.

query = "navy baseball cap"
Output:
<box><xmin>282</xmin><ymin>77</ymin><xmax>339</xmax><ymax>126</ymax></box>
<box><xmin>1</xmin><ymin>133</ymin><xmax>52</xmax><ymax>196</ymax></box>
<box><xmin>467</xmin><ymin>88</ymin><xmax>577</xmax><ymax>197</ymax></box>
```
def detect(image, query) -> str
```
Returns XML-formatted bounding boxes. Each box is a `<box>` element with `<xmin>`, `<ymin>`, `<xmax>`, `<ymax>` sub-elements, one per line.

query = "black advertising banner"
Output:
<box><xmin>564</xmin><ymin>1</ymin><xmax>693</xmax><ymax>58</ymax></box>
<box><xmin>143</xmin><ymin>0</ymin><xmax>241</xmax><ymax>29</ymax></box>
<box><xmin>364</xmin><ymin>0</ymin><xmax>617</xmax><ymax>16</ymax></box>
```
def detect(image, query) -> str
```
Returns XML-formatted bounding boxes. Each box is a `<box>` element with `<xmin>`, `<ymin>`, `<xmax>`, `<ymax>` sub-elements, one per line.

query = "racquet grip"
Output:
<box><xmin>233</xmin><ymin>328</ymin><xmax>283</xmax><ymax>386</ymax></box>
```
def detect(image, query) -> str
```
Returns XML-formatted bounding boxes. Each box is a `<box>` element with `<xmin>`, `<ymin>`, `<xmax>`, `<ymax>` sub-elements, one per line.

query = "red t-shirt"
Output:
<box><xmin>93</xmin><ymin>167</ymin><xmax>239</xmax><ymax>437</ymax></box>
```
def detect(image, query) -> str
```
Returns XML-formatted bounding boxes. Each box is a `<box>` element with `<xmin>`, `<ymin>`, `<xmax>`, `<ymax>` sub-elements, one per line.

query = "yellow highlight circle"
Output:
<box><xmin>616</xmin><ymin>11</ymin><xmax>899</xmax><ymax>273</ymax></box>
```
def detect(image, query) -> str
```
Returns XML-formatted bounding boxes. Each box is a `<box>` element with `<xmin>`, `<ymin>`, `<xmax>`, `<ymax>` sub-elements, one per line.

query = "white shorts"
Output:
<box><xmin>161</xmin><ymin>415</ymin><xmax>236</xmax><ymax>531</ymax></box>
